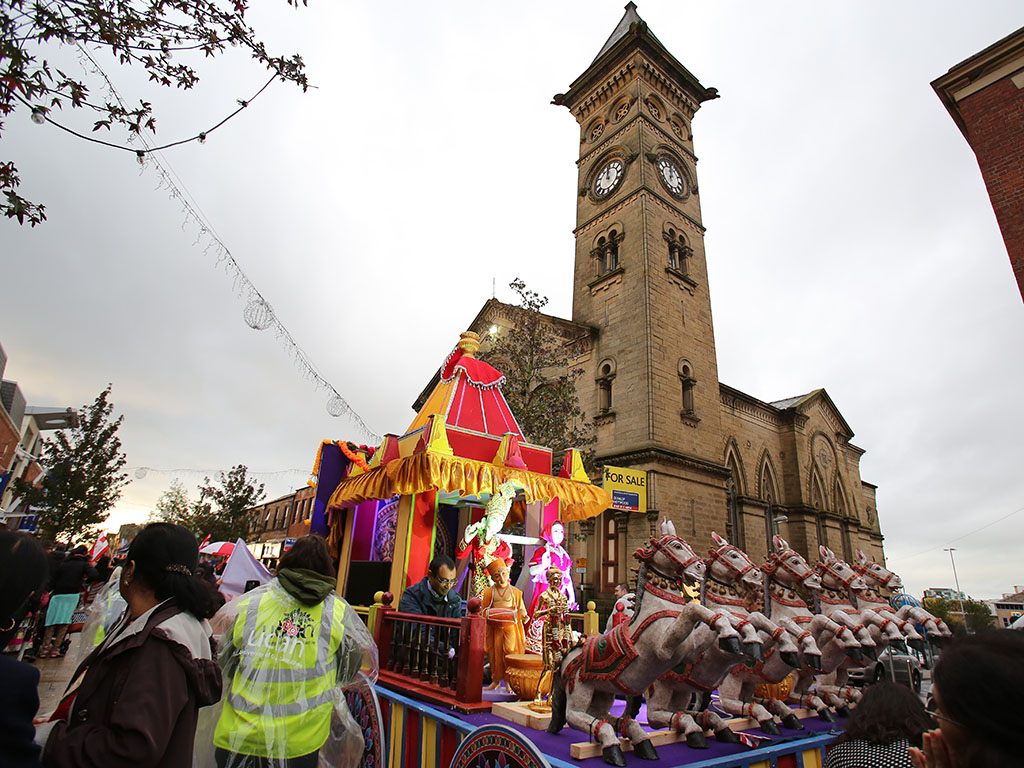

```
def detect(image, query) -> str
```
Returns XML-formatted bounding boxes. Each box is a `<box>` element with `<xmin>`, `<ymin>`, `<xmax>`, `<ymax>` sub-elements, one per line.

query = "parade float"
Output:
<box><xmin>308</xmin><ymin>332</ymin><xmax>944</xmax><ymax>768</ymax></box>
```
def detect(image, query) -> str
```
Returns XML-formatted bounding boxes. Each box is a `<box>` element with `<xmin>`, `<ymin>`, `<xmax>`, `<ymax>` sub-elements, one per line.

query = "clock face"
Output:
<box><xmin>593</xmin><ymin>159</ymin><xmax>625</xmax><ymax>198</ymax></box>
<box><xmin>657</xmin><ymin>157</ymin><xmax>686</xmax><ymax>197</ymax></box>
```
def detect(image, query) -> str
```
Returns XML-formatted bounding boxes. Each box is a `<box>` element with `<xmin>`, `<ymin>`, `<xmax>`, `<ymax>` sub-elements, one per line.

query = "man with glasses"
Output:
<box><xmin>398</xmin><ymin>555</ymin><xmax>462</xmax><ymax>618</ymax></box>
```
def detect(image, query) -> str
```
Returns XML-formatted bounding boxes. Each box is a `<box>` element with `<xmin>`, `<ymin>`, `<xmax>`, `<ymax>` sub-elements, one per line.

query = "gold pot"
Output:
<box><xmin>754</xmin><ymin>672</ymin><xmax>794</xmax><ymax>701</ymax></box>
<box><xmin>503</xmin><ymin>653</ymin><xmax>551</xmax><ymax>701</ymax></box>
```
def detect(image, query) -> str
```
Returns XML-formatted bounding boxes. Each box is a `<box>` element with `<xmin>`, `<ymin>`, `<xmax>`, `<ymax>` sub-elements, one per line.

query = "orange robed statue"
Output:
<box><xmin>481</xmin><ymin>557</ymin><xmax>527</xmax><ymax>691</ymax></box>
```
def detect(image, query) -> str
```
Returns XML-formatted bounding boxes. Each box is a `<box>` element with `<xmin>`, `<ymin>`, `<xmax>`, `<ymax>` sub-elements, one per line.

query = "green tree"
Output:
<box><xmin>12</xmin><ymin>384</ymin><xmax>128</xmax><ymax>542</ymax></box>
<box><xmin>923</xmin><ymin>596</ymin><xmax>996</xmax><ymax>635</ymax></box>
<box><xmin>149</xmin><ymin>478</ymin><xmax>192</xmax><ymax>525</ymax></box>
<box><xmin>962</xmin><ymin>599</ymin><xmax>997</xmax><ymax>633</ymax></box>
<box><xmin>189</xmin><ymin>464</ymin><xmax>265</xmax><ymax>542</ymax></box>
<box><xmin>479</xmin><ymin>278</ymin><xmax>596</xmax><ymax>470</ymax></box>
<box><xmin>1</xmin><ymin>0</ymin><xmax>308</xmax><ymax>226</ymax></box>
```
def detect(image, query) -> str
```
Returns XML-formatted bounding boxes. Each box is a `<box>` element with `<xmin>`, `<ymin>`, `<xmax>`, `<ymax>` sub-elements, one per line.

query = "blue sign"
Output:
<box><xmin>17</xmin><ymin>515</ymin><xmax>38</xmax><ymax>533</ymax></box>
<box><xmin>284</xmin><ymin>538</ymin><xmax>296</xmax><ymax>552</ymax></box>
<box><xmin>611</xmin><ymin>489</ymin><xmax>640</xmax><ymax>512</ymax></box>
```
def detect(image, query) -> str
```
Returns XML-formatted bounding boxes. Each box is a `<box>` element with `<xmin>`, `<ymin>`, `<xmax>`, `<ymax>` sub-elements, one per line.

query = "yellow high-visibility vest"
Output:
<box><xmin>214</xmin><ymin>586</ymin><xmax>346</xmax><ymax>758</ymax></box>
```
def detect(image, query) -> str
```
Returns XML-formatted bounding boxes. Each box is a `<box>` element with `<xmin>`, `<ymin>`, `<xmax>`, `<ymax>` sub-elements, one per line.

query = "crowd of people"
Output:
<box><xmin>4</xmin><ymin>522</ymin><xmax>1024</xmax><ymax>768</ymax></box>
<box><xmin>0</xmin><ymin>526</ymin><xmax>376</xmax><ymax>768</ymax></box>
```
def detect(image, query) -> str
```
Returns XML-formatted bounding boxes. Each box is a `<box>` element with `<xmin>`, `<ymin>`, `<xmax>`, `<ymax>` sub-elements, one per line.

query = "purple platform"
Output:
<box><xmin>453</xmin><ymin>700</ymin><xmax>845</xmax><ymax>764</ymax></box>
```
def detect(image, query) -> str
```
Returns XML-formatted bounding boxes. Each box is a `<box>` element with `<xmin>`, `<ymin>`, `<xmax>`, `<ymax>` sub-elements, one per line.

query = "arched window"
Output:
<box><xmin>592</xmin><ymin>227</ymin><xmax>624</xmax><ymax>277</ymax></box>
<box><xmin>680</xmin><ymin>364</ymin><xmax>696</xmax><ymax>414</ymax></box>
<box><xmin>664</xmin><ymin>226</ymin><xmax>693</xmax><ymax>276</ymax></box>
<box><xmin>596</xmin><ymin>359</ymin><xmax>616</xmax><ymax>413</ymax></box>
<box><xmin>724</xmin><ymin>447</ymin><xmax>743</xmax><ymax>542</ymax></box>
<box><xmin>607</xmin><ymin>230</ymin><xmax>619</xmax><ymax>271</ymax></box>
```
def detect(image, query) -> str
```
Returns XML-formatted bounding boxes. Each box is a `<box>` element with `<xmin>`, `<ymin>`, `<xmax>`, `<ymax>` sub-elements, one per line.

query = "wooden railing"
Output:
<box><xmin>369</xmin><ymin>591</ymin><xmax>488</xmax><ymax>713</ymax></box>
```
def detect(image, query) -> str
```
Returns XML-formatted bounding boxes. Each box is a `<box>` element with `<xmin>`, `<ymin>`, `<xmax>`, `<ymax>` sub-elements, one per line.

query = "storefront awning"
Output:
<box><xmin>327</xmin><ymin>450</ymin><xmax>611</xmax><ymax>522</ymax></box>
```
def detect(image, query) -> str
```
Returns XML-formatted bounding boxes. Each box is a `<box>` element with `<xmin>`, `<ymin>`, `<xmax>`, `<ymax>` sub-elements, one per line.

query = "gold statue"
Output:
<box><xmin>531</xmin><ymin>566</ymin><xmax>571</xmax><ymax>709</ymax></box>
<box><xmin>481</xmin><ymin>558</ymin><xmax>527</xmax><ymax>691</ymax></box>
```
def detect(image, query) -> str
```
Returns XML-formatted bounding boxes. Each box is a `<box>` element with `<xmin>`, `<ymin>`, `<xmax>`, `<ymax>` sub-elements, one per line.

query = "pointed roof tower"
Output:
<box><xmin>554</xmin><ymin>2</ymin><xmax>718</xmax><ymax>112</ymax></box>
<box><xmin>407</xmin><ymin>331</ymin><xmax>524</xmax><ymax>439</ymax></box>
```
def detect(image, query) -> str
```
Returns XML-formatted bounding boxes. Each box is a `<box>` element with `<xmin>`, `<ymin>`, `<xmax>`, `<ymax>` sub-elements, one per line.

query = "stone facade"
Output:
<box><xmin>460</xmin><ymin>5</ymin><xmax>886</xmax><ymax>597</ymax></box>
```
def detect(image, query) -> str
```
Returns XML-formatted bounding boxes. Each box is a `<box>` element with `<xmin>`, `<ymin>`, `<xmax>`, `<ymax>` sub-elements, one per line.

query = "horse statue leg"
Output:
<box><xmin>717</xmin><ymin>675</ymin><xmax>787</xmax><ymax>734</ymax></box>
<box><xmin>646</xmin><ymin>685</ymin><xmax>709</xmax><ymax>748</ymax></box>
<box><xmin>562</xmin><ymin>688</ymin><xmax>627</xmax><ymax>767</ymax></box>
<box><xmin>788</xmin><ymin>669</ymin><xmax>838</xmax><ymax>722</ymax></box>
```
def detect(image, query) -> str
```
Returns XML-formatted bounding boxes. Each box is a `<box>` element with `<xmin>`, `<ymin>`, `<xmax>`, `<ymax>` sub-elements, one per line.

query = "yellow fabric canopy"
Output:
<box><xmin>327</xmin><ymin>450</ymin><xmax>611</xmax><ymax>522</ymax></box>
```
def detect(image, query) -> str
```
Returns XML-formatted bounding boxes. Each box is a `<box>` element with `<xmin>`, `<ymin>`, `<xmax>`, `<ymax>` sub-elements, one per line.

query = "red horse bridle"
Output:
<box><xmin>706</xmin><ymin>543</ymin><xmax>757</xmax><ymax>580</ymax></box>
<box><xmin>639</xmin><ymin>534</ymin><xmax>702</xmax><ymax>579</ymax></box>
<box><xmin>814</xmin><ymin>558</ymin><xmax>860</xmax><ymax>591</ymax></box>
<box><xmin>854</xmin><ymin>562</ymin><xmax>898</xmax><ymax>589</ymax></box>
<box><xmin>763</xmin><ymin>548</ymin><xmax>814</xmax><ymax>584</ymax></box>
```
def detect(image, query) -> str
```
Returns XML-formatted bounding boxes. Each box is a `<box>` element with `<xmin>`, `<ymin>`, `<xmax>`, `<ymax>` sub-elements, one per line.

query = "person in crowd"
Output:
<box><xmin>605</xmin><ymin>582</ymin><xmax>635</xmax><ymax>632</ymax></box>
<box><xmin>38</xmin><ymin>544</ymin><xmax>98</xmax><ymax>658</ymax></box>
<box><xmin>824</xmin><ymin>680</ymin><xmax>930</xmax><ymax>767</ymax></box>
<box><xmin>46</xmin><ymin>541</ymin><xmax>67</xmax><ymax>583</ymax></box>
<box><xmin>38</xmin><ymin>522</ymin><xmax>222</xmax><ymax>768</ymax></box>
<box><xmin>398</xmin><ymin>554</ymin><xmax>462</xmax><ymax>618</ymax></box>
<box><xmin>0</xmin><ymin>531</ymin><xmax>50</xmax><ymax>767</ymax></box>
<box><xmin>909</xmin><ymin>629</ymin><xmax>1024</xmax><ymax>768</ymax></box>
<box><xmin>209</xmin><ymin>535</ymin><xmax>377</xmax><ymax>768</ymax></box>
<box><xmin>93</xmin><ymin>554</ymin><xmax>112</xmax><ymax>584</ymax></box>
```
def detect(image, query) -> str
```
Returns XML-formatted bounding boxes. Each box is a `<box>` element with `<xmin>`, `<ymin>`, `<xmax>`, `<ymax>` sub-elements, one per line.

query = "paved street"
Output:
<box><xmin>32</xmin><ymin>633</ymin><xmax>82</xmax><ymax>717</ymax></box>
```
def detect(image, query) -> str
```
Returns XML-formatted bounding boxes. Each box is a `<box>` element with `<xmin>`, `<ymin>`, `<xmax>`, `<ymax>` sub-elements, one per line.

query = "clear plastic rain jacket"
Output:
<box><xmin>76</xmin><ymin>569</ymin><xmax>127</xmax><ymax>666</ymax></box>
<box><xmin>195</xmin><ymin>575</ymin><xmax>378</xmax><ymax>768</ymax></box>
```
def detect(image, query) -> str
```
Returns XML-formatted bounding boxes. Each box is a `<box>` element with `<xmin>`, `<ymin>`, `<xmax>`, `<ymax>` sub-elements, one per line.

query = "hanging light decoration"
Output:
<box><xmin>243</xmin><ymin>298</ymin><xmax>274</xmax><ymax>331</ymax></box>
<box><xmin>31</xmin><ymin>107</ymin><xmax>46</xmax><ymax>125</ymax></box>
<box><xmin>326</xmin><ymin>395</ymin><xmax>348</xmax><ymax>417</ymax></box>
<box><xmin>134</xmin><ymin>467</ymin><xmax>148</xmax><ymax>480</ymax></box>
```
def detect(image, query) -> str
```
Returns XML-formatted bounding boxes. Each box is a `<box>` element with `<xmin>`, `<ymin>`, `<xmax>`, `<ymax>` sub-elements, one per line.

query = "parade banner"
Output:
<box><xmin>602</xmin><ymin>465</ymin><xmax>647</xmax><ymax>514</ymax></box>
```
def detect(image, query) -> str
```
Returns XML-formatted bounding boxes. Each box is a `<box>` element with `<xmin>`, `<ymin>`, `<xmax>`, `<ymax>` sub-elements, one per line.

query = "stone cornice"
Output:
<box><xmin>719</xmin><ymin>384</ymin><xmax>784</xmax><ymax>428</ymax></box>
<box><xmin>575</xmin><ymin>189</ymin><xmax>704</xmax><ymax>237</ymax></box>
<box><xmin>596</xmin><ymin>445</ymin><xmax>732</xmax><ymax>480</ymax></box>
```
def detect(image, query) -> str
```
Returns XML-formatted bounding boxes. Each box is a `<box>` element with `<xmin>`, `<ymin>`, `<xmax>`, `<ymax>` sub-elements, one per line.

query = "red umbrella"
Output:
<box><xmin>200</xmin><ymin>541</ymin><xmax>235</xmax><ymax>557</ymax></box>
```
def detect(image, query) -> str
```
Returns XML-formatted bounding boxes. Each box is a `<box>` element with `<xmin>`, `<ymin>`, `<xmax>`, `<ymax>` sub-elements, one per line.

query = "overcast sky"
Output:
<box><xmin>3</xmin><ymin>1</ymin><xmax>1022</xmax><ymax>601</ymax></box>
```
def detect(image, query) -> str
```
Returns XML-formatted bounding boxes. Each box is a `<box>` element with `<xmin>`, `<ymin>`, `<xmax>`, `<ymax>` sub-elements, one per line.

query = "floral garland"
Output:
<box><xmin>339</xmin><ymin>441</ymin><xmax>373</xmax><ymax>473</ymax></box>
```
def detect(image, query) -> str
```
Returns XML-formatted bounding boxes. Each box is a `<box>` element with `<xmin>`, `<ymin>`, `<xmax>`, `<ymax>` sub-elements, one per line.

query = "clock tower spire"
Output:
<box><xmin>554</xmin><ymin>3</ymin><xmax>730</xmax><ymax>543</ymax></box>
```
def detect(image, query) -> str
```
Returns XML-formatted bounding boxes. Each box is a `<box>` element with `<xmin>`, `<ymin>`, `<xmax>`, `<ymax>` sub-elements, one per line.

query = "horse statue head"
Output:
<box><xmin>762</xmin><ymin>535</ymin><xmax>821</xmax><ymax>594</ymax></box>
<box><xmin>853</xmin><ymin>549</ymin><xmax>904</xmax><ymax>592</ymax></box>
<box><xmin>633</xmin><ymin>517</ymin><xmax>705</xmax><ymax>587</ymax></box>
<box><xmin>814</xmin><ymin>546</ymin><xmax>867</xmax><ymax>594</ymax></box>
<box><xmin>706</xmin><ymin>531</ymin><xmax>763</xmax><ymax>594</ymax></box>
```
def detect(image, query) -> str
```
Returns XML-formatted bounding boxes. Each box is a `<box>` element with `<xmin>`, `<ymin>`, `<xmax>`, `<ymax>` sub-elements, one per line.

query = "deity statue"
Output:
<box><xmin>525</xmin><ymin>520</ymin><xmax>575</xmax><ymax>653</ymax></box>
<box><xmin>481</xmin><ymin>558</ymin><xmax>528</xmax><ymax>691</ymax></box>
<box><xmin>456</xmin><ymin>481</ymin><xmax>516</xmax><ymax>598</ymax></box>
<box><xmin>532</xmin><ymin>566</ymin><xmax>571</xmax><ymax>709</ymax></box>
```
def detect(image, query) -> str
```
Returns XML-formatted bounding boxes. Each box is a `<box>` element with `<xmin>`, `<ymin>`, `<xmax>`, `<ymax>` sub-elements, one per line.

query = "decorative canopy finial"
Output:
<box><xmin>458</xmin><ymin>330</ymin><xmax>481</xmax><ymax>358</ymax></box>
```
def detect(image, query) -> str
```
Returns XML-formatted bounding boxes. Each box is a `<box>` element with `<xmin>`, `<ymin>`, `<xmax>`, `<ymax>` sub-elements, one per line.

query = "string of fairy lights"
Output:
<box><xmin>128</xmin><ymin>466</ymin><xmax>308</xmax><ymax>483</ymax></box>
<box><xmin>26</xmin><ymin>41</ymin><xmax>381</xmax><ymax>443</ymax></box>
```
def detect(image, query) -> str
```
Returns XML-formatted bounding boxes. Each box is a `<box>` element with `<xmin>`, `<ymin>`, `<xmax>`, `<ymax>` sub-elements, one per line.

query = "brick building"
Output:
<box><xmin>428</xmin><ymin>4</ymin><xmax>886</xmax><ymax>597</ymax></box>
<box><xmin>246</xmin><ymin>484</ymin><xmax>315</xmax><ymax>568</ymax></box>
<box><xmin>932</xmin><ymin>26</ymin><xmax>1024</xmax><ymax>301</ymax></box>
<box><xmin>0</xmin><ymin>340</ymin><xmax>78</xmax><ymax>530</ymax></box>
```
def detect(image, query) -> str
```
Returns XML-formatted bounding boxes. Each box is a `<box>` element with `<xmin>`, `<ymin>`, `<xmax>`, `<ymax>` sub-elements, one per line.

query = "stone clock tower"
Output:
<box><xmin>553</xmin><ymin>3</ymin><xmax>732</xmax><ymax>552</ymax></box>
<box><xmin>445</xmin><ymin>3</ymin><xmax>887</xmax><ymax>596</ymax></box>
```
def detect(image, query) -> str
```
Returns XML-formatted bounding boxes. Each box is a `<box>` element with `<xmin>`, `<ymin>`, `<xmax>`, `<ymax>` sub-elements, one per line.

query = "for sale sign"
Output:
<box><xmin>603</xmin><ymin>466</ymin><xmax>647</xmax><ymax>514</ymax></box>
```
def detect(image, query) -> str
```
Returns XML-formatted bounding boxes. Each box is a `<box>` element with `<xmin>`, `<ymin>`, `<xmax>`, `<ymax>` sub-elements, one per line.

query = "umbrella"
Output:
<box><xmin>200</xmin><ymin>541</ymin><xmax>235</xmax><ymax>557</ymax></box>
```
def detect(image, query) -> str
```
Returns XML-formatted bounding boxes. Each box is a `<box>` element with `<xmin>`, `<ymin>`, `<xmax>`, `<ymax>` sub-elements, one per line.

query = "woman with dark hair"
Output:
<box><xmin>38</xmin><ymin>544</ymin><xmax>98</xmax><ymax>658</ymax></box>
<box><xmin>203</xmin><ymin>534</ymin><xmax>377</xmax><ymax>768</ymax></box>
<box><xmin>0</xmin><ymin>531</ymin><xmax>49</xmax><ymax>767</ymax></box>
<box><xmin>39</xmin><ymin>522</ymin><xmax>222</xmax><ymax>768</ymax></box>
<box><xmin>910</xmin><ymin>630</ymin><xmax>1024</xmax><ymax>768</ymax></box>
<box><xmin>825</xmin><ymin>680</ymin><xmax>931</xmax><ymax>767</ymax></box>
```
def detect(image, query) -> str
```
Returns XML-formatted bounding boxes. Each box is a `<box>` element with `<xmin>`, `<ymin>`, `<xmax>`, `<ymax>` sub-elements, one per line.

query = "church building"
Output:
<box><xmin>423</xmin><ymin>4</ymin><xmax>886</xmax><ymax>600</ymax></box>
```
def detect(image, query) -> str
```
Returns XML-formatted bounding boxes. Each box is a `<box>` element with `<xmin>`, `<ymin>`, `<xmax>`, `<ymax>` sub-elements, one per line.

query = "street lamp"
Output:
<box><xmin>771</xmin><ymin>514</ymin><xmax>788</xmax><ymax>538</ymax></box>
<box><xmin>944</xmin><ymin>547</ymin><xmax>967</xmax><ymax>632</ymax></box>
